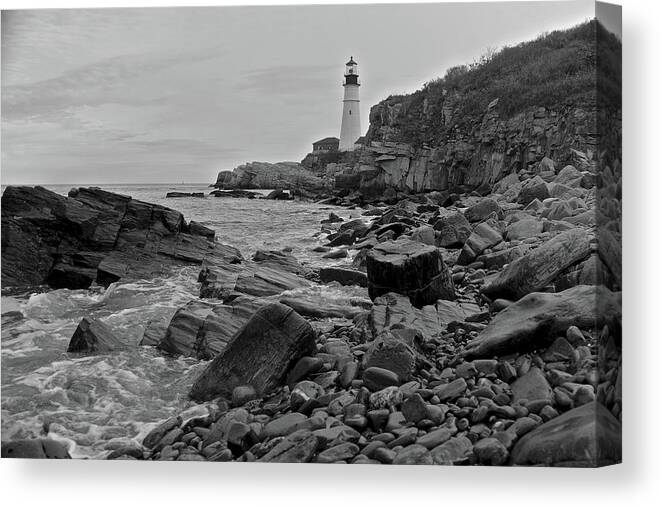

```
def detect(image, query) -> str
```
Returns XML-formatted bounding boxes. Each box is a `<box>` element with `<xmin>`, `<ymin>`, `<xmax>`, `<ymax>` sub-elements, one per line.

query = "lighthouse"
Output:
<box><xmin>339</xmin><ymin>56</ymin><xmax>362</xmax><ymax>151</ymax></box>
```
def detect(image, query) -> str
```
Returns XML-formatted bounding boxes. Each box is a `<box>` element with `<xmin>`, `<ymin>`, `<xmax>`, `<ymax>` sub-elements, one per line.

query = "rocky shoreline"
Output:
<box><xmin>1</xmin><ymin>149</ymin><xmax>621</xmax><ymax>465</ymax></box>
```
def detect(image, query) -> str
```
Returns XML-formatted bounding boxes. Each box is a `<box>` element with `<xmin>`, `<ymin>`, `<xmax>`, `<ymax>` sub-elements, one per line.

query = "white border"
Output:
<box><xmin>3</xmin><ymin>1</ymin><xmax>659</xmax><ymax>506</ymax></box>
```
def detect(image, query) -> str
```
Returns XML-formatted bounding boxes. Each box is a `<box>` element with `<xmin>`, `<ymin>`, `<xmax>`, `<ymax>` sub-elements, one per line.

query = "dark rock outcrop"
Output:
<box><xmin>209</xmin><ymin>189</ymin><xmax>259</xmax><ymax>199</ymax></box>
<box><xmin>1</xmin><ymin>186</ymin><xmax>240</xmax><ymax>292</ymax></box>
<box><xmin>67</xmin><ymin>317</ymin><xmax>124</xmax><ymax>354</ymax></box>
<box><xmin>166</xmin><ymin>192</ymin><xmax>205</xmax><ymax>198</ymax></box>
<box><xmin>214</xmin><ymin>162</ymin><xmax>329</xmax><ymax>195</ymax></box>
<box><xmin>189</xmin><ymin>303</ymin><xmax>316</xmax><ymax>401</ymax></box>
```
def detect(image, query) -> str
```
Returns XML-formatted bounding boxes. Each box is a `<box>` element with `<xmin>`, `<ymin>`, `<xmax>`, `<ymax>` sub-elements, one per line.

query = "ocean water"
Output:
<box><xmin>0</xmin><ymin>183</ymin><xmax>364</xmax><ymax>458</ymax></box>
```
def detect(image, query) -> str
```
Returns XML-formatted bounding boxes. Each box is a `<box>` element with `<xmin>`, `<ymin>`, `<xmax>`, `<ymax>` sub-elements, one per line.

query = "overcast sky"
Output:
<box><xmin>1</xmin><ymin>1</ymin><xmax>603</xmax><ymax>185</ymax></box>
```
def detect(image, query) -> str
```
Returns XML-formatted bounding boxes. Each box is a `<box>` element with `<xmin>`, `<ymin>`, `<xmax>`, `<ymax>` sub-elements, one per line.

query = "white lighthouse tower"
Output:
<box><xmin>339</xmin><ymin>56</ymin><xmax>362</xmax><ymax>151</ymax></box>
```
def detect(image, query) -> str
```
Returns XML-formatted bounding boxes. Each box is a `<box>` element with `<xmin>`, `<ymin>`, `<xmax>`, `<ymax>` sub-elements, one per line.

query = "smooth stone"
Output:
<box><xmin>473</xmin><ymin>437</ymin><xmax>509</xmax><ymax>466</ymax></box>
<box><xmin>510</xmin><ymin>402</ymin><xmax>621</xmax><ymax>466</ymax></box>
<box><xmin>316</xmin><ymin>442</ymin><xmax>360</xmax><ymax>463</ymax></box>
<box><xmin>363</xmin><ymin>367</ymin><xmax>400</xmax><ymax>392</ymax></box>
<box><xmin>232</xmin><ymin>385</ymin><xmax>258</xmax><ymax>407</ymax></box>
<box><xmin>430</xmin><ymin>436</ymin><xmax>473</xmax><ymax>465</ymax></box>
<box><xmin>392</xmin><ymin>444</ymin><xmax>434</xmax><ymax>465</ymax></box>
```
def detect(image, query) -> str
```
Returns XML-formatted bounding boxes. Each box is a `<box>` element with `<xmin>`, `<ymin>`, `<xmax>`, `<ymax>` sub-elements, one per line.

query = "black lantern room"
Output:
<box><xmin>344</xmin><ymin>56</ymin><xmax>359</xmax><ymax>86</ymax></box>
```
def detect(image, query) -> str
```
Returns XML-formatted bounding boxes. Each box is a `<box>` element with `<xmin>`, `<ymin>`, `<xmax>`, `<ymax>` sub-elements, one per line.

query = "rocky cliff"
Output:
<box><xmin>325</xmin><ymin>20</ymin><xmax>620</xmax><ymax>201</ymax></box>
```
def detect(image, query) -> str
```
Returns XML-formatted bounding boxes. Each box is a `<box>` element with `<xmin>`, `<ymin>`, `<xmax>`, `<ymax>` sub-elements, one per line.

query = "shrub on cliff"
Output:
<box><xmin>367</xmin><ymin>19</ymin><xmax>621</xmax><ymax>148</ymax></box>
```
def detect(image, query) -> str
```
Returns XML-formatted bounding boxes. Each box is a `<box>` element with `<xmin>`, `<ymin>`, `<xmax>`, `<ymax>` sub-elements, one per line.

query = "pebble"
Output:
<box><xmin>416</xmin><ymin>427</ymin><xmax>455</xmax><ymax>449</ymax></box>
<box><xmin>385</xmin><ymin>411</ymin><xmax>407</xmax><ymax>432</ymax></box>
<box><xmin>388</xmin><ymin>428</ymin><xmax>418</xmax><ymax>449</ymax></box>
<box><xmin>263</xmin><ymin>413</ymin><xmax>308</xmax><ymax>438</ymax></box>
<box><xmin>367</xmin><ymin>409</ymin><xmax>390</xmax><ymax>431</ymax></box>
<box><xmin>566</xmin><ymin>325</ymin><xmax>586</xmax><ymax>346</ymax></box>
<box><xmin>372</xmin><ymin>446</ymin><xmax>396</xmax><ymax>464</ymax></box>
<box><xmin>473</xmin><ymin>437</ymin><xmax>509</xmax><ymax>465</ymax></box>
<box><xmin>232</xmin><ymin>385</ymin><xmax>257</xmax><ymax>407</ymax></box>
<box><xmin>433</xmin><ymin>378</ymin><xmax>468</xmax><ymax>402</ymax></box>
<box><xmin>401</xmin><ymin>393</ymin><xmax>429</xmax><ymax>423</ymax></box>
<box><xmin>455</xmin><ymin>362</ymin><xmax>478</xmax><ymax>379</ymax></box>
<box><xmin>316</xmin><ymin>442</ymin><xmax>360</xmax><ymax>463</ymax></box>
<box><xmin>392</xmin><ymin>444</ymin><xmax>433</xmax><ymax>465</ymax></box>
<box><xmin>539</xmin><ymin>405</ymin><xmax>559</xmax><ymax>422</ymax></box>
<box><xmin>363</xmin><ymin>367</ymin><xmax>400</xmax><ymax>392</ymax></box>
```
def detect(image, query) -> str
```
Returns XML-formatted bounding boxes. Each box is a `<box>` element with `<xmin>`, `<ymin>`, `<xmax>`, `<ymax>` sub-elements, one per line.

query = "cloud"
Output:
<box><xmin>239</xmin><ymin>64</ymin><xmax>336</xmax><ymax>96</ymax></box>
<box><xmin>2</xmin><ymin>45</ymin><xmax>225</xmax><ymax>121</ymax></box>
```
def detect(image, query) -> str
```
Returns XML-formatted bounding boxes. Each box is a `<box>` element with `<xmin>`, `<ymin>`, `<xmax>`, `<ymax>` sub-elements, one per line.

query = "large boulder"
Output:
<box><xmin>67</xmin><ymin>317</ymin><xmax>124</xmax><ymax>353</ymax></box>
<box><xmin>457</xmin><ymin>221</ymin><xmax>503</xmax><ymax>265</ymax></box>
<box><xmin>433</xmin><ymin>211</ymin><xmax>471</xmax><ymax>248</ymax></box>
<box><xmin>482</xmin><ymin>228</ymin><xmax>592</xmax><ymax>300</ymax></box>
<box><xmin>1</xmin><ymin>186</ymin><xmax>237</xmax><ymax>292</ymax></box>
<box><xmin>554</xmin><ymin>165</ymin><xmax>584</xmax><ymax>187</ymax></box>
<box><xmin>462</xmin><ymin>285</ymin><xmax>621</xmax><ymax>359</ymax></box>
<box><xmin>189</xmin><ymin>303</ymin><xmax>316</xmax><ymax>401</ymax></box>
<box><xmin>505</xmin><ymin>218</ymin><xmax>543</xmax><ymax>241</ymax></box>
<box><xmin>366</xmin><ymin>238</ymin><xmax>455</xmax><ymax>307</ymax></box>
<box><xmin>517</xmin><ymin>176</ymin><xmax>550</xmax><ymax>205</ymax></box>
<box><xmin>362</xmin><ymin>331</ymin><xmax>417</xmax><ymax>381</ymax></box>
<box><xmin>510</xmin><ymin>402</ymin><xmax>621</xmax><ymax>466</ymax></box>
<box><xmin>463</xmin><ymin>198</ymin><xmax>503</xmax><ymax>222</ymax></box>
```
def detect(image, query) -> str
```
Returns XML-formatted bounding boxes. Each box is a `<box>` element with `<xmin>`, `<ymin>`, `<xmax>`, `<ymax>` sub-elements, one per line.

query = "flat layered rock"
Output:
<box><xmin>279</xmin><ymin>296</ymin><xmax>362</xmax><ymax>320</ymax></box>
<box><xmin>1</xmin><ymin>186</ymin><xmax>239</xmax><ymax>291</ymax></box>
<box><xmin>189</xmin><ymin>303</ymin><xmax>316</xmax><ymax>401</ymax></box>
<box><xmin>369</xmin><ymin>292</ymin><xmax>480</xmax><ymax>340</ymax></box>
<box><xmin>482</xmin><ymin>228</ymin><xmax>593</xmax><ymax>300</ymax></box>
<box><xmin>234</xmin><ymin>266</ymin><xmax>310</xmax><ymax>297</ymax></box>
<box><xmin>156</xmin><ymin>297</ymin><xmax>265</xmax><ymax>359</ymax></box>
<box><xmin>463</xmin><ymin>285</ymin><xmax>621</xmax><ymax>359</ymax></box>
<box><xmin>366</xmin><ymin>238</ymin><xmax>455</xmax><ymax>307</ymax></box>
<box><xmin>510</xmin><ymin>402</ymin><xmax>622</xmax><ymax>466</ymax></box>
